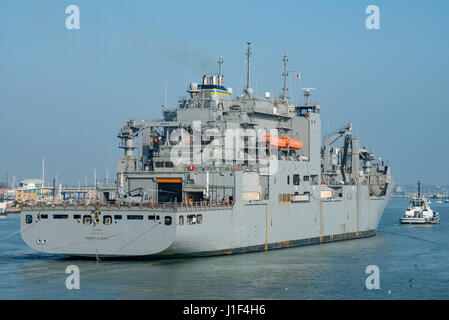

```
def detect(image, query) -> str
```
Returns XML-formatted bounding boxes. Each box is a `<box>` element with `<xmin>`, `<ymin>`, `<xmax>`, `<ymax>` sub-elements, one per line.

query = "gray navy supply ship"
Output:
<box><xmin>20</xmin><ymin>43</ymin><xmax>394</xmax><ymax>259</ymax></box>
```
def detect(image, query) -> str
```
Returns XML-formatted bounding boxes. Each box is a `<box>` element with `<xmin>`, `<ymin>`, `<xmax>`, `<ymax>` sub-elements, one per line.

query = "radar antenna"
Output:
<box><xmin>301</xmin><ymin>88</ymin><xmax>316</xmax><ymax>105</ymax></box>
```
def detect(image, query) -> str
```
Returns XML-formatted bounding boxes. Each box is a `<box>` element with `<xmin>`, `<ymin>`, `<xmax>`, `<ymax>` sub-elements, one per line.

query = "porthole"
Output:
<box><xmin>165</xmin><ymin>216</ymin><xmax>172</xmax><ymax>225</ymax></box>
<box><xmin>83</xmin><ymin>215</ymin><xmax>92</xmax><ymax>225</ymax></box>
<box><xmin>103</xmin><ymin>215</ymin><xmax>112</xmax><ymax>225</ymax></box>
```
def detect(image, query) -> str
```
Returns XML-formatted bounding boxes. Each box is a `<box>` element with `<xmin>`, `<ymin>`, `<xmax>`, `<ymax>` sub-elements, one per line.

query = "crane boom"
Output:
<box><xmin>323</xmin><ymin>123</ymin><xmax>352</xmax><ymax>174</ymax></box>
<box><xmin>324</xmin><ymin>123</ymin><xmax>352</xmax><ymax>147</ymax></box>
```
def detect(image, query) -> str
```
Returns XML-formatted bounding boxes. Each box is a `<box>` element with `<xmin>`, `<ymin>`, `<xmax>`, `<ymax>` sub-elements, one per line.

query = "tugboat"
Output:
<box><xmin>400</xmin><ymin>181</ymin><xmax>439</xmax><ymax>224</ymax></box>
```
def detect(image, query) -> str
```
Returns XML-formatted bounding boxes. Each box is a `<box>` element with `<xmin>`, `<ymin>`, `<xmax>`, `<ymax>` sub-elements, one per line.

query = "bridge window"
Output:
<box><xmin>25</xmin><ymin>215</ymin><xmax>32</xmax><ymax>224</ymax></box>
<box><xmin>114</xmin><ymin>215</ymin><xmax>122</xmax><ymax>220</ymax></box>
<box><xmin>148</xmin><ymin>215</ymin><xmax>155</xmax><ymax>220</ymax></box>
<box><xmin>73</xmin><ymin>214</ymin><xmax>81</xmax><ymax>219</ymax></box>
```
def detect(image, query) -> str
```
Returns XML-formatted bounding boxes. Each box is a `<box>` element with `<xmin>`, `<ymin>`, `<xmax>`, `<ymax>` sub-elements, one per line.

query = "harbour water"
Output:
<box><xmin>1</xmin><ymin>199</ymin><xmax>448</xmax><ymax>300</ymax></box>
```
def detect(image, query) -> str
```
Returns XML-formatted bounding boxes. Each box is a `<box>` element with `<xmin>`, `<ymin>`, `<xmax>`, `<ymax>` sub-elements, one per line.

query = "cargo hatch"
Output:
<box><xmin>157</xmin><ymin>178</ymin><xmax>182</xmax><ymax>203</ymax></box>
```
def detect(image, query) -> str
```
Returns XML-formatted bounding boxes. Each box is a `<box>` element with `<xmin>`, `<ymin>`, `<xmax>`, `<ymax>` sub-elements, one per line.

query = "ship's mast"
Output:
<box><xmin>218</xmin><ymin>56</ymin><xmax>223</xmax><ymax>78</ymax></box>
<box><xmin>218</xmin><ymin>56</ymin><xmax>224</xmax><ymax>86</ymax></box>
<box><xmin>42</xmin><ymin>157</ymin><xmax>45</xmax><ymax>187</ymax></box>
<box><xmin>281</xmin><ymin>52</ymin><xmax>289</xmax><ymax>101</ymax></box>
<box><xmin>418</xmin><ymin>180</ymin><xmax>421</xmax><ymax>198</ymax></box>
<box><xmin>245</xmin><ymin>42</ymin><xmax>252</xmax><ymax>95</ymax></box>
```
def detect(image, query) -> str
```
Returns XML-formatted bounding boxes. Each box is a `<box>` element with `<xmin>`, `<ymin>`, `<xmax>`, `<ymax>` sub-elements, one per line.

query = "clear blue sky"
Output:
<box><xmin>0</xmin><ymin>0</ymin><xmax>448</xmax><ymax>186</ymax></box>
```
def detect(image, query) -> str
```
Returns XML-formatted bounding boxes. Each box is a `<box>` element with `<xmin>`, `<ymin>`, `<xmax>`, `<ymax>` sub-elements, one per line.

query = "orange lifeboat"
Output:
<box><xmin>280</xmin><ymin>136</ymin><xmax>303</xmax><ymax>150</ymax></box>
<box><xmin>262</xmin><ymin>134</ymin><xmax>287</xmax><ymax>149</ymax></box>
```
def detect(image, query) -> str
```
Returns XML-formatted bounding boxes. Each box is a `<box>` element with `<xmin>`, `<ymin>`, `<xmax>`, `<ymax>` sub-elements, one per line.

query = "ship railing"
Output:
<box><xmin>21</xmin><ymin>200</ymin><xmax>234</xmax><ymax>212</ymax></box>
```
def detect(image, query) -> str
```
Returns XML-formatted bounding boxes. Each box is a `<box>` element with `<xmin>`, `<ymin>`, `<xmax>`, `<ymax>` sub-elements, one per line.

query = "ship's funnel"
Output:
<box><xmin>203</xmin><ymin>75</ymin><xmax>208</xmax><ymax>85</ymax></box>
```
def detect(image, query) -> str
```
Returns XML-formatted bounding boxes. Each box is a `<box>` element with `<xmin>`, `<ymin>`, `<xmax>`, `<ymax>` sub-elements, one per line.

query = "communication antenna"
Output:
<box><xmin>218</xmin><ymin>56</ymin><xmax>223</xmax><ymax>78</ymax></box>
<box><xmin>164</xmin><ymin>81</ymin><xmax>168</xmax><ymax>107</ymax></box>
<box><xmin>281</xmin><ymin>52</ymin><xmax>289</xmax><ymax>101</ymax></box>
<box><xmin>418</xmin><ymin>180</ymin><xmax>421</xmax><ymax>197</ymax></box>
<box><xmin>218</xmin><ymin>56</ymin><xmax>224</xmax><ymax>86</ymax></box>
<box><xmin>42</xmin><ymin>157</ymin><xmax>45</xmax><ymax>186</ymax></box>
<box><xmin>245</xmin><ymin>42</ymin><xmax>252</xmax><ymax>95</ymax></box>
<box><xmin>301</xmin><ymin>88</ymin><xmax>316</xmax><ymax>105</ymax></box>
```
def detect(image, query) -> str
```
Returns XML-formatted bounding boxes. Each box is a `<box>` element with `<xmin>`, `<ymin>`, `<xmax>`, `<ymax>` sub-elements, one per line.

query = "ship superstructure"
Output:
<box><xmin>20</xmin><ymin>43</ymin><xmax>394</xmax><ymax>258</ymax></box>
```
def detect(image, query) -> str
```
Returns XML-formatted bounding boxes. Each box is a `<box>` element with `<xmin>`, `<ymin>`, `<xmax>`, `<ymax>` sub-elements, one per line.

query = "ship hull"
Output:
<box><xmin>399</xmin><ymin>217</ymin><xmax>439</xmax><ymax>225</ymax></box>
<box><xmin>20</xmin><ymin>183</ymin><xmax>393</xmax><ymax>259</ymax></box>
<box><xmin>400</xmin><ymin>211</ymin><xmax>439</xmax><ymax>225</ymax></box>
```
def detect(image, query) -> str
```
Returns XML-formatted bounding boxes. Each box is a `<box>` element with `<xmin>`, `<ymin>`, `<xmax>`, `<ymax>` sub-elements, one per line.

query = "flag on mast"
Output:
<box><xmin>297</xmin><ymin>73</ymin><xmax>301</xmax><ymax>79</ymax></box>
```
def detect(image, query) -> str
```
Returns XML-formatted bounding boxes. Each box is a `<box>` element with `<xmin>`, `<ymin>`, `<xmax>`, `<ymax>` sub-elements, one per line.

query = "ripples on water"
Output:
<box><xmin>1</xmin><ymin>199</ymin><xmax>448</xmax><ymax>299</ymax></box>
